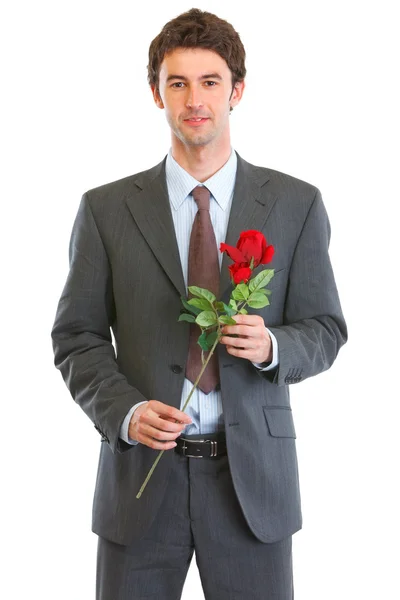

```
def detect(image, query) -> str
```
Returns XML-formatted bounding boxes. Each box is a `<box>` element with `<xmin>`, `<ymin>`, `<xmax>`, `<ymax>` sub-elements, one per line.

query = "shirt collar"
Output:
<box><xmin>165</xmin><ymin>148</ymin><xmax>237</xmax><ymax>211</ymax></box>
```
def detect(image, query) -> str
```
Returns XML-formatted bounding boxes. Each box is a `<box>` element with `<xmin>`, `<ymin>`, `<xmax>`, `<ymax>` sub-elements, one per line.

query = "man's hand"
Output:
<box><xmin>128</xmin><ymin>400</ymin><xmax>192</xmax><ymax>450</ymax></box>
<box><xmin>220</xmin><ymin>314</ymin><xmax>272</xmax><ymax>364</ymax></box>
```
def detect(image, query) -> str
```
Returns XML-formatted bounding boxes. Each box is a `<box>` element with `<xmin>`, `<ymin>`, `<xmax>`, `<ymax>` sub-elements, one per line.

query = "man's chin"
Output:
<box><xmin>179</xmin><ymin>131</ymin><xmax>215</xmax><ymax>147</ymax></box>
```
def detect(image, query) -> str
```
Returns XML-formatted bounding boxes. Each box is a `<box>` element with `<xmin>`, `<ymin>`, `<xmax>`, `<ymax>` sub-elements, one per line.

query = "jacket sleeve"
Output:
<box><xmin>51</xmin><ymin>193</ymin><xmax>147</xmax><ymax>454</ymax></box>
<box><xmin>259</xmin><ymin>189</ymin><xmax>348</xmax><ymax>386</ymax></box>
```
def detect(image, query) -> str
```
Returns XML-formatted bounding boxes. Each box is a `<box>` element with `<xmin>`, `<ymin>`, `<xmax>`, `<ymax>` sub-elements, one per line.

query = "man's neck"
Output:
<box><xmin>171</xmin><ymin>139</ymin><xmax>232</xmax><ymax>182</ymax></box>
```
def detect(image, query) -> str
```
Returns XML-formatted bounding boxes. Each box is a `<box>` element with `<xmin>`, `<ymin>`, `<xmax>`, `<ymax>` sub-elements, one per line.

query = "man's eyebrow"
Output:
<box><xmin>200</xmin><ymin>73</ymin><xmax>223</xmax><ymax>80</ymax></box>
<box><xmin>166</xmin><ymin>73</ymin><xmax>223</xmax><ymax>82</ymax></box>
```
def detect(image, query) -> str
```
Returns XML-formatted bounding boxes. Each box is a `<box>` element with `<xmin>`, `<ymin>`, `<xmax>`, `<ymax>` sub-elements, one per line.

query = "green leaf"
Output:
<box><xmin>249</xmin><ymin>269</ymin><xmax>275</xmax><ymax>293</ymax></box>
<box><xmin>257</xmin><ymin>288</ymin><xmax>272</xmax><ymax>296</ymax></box>
<box><xmin>178</xmin><ymin>313</ymin><xmax>196</xmax><ymax>323</ymax></box>
<box><xmin>229</xmin><ymin>299</ymin><xmax>238</xmax><ymax>310</ymax></box>
<box><xmin>237</xmin><ymin>283</ymin><xmax>249</xmax><ymax>299</ymax></box>
<box><xmin>232</xmin><ymin>287</ymin><xmax>245</xmax><ymax>301</ymax></box>
<box><xmin>219</xmin><ymin>315</ymin><xmax>237</xmax><ymax>325</ymax></box>
<box><xmin>188</xmin><ymin>298</ymin><xmax>213</xmax><ymax>311</ymax></box>
<box><xmin>197</xmin><ymin>330</ymin><xmax>220</xmax><ymax>352</ymax></box>
<box><xmin>249</xmin><ymin>291</ymin><xmax>269</xmax><ymax>301</ymax></box>
<box><xmin>188</xmin><ymin>286</ymin><xmax>216</xmax><ymax>304</ymax></box>
<box><xmin>197</xmin><ymin>331</ymin><xmax>209</xmax><ymax>352</ymax></box>
<box><xmin>232</xmin><ymin>283</ymin><xmax>249</xmax><ymax>301</ymax></box>
<box><xmin>247</xmin><ymin>293</ymin><xmax>270</xmax><ymax>309</ymax></box>
<box><xmin>216</xmin><ymin>301</ymin><xmax>236</xmax><ymax>316</ymax></box>
<box><xmin>206</xmin><ymin>331</ymin><xmax>219</xmax><ymax>348</ymax></box>
<box><xmin>195</xmin><ymin>311</ymin><xmax>218</xmax><ymax>327</ymax></box>
<box><xmin>222</xmin><ymin>302</ymin><xmax>236</xmax><ymax>317</ymax></box>
<box><xmin>238</xmin><ymin>308</ymin><xmax>248</xmax><ymax>314</ymax></box>
<box><xmin>180</xmin><ymin>296</ymin><xmax>202</xmax><ymax>315</ymax></box>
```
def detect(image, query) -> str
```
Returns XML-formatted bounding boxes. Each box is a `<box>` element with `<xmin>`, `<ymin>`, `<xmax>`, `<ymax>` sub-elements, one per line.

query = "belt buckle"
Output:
<box><xmin>180</xmin><ymin>438</ymin><xmax>218</xmax><ymax>458</ymax></box>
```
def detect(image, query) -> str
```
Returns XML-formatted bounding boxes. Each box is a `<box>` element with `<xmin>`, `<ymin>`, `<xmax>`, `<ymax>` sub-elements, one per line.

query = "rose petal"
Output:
<box><xmin>238</xmin><ymin>229</ymin><xmax>263</xmax><ymax>237</ymax></box>
<box><xmin>220</xmin><ymin>242</ymin><xmax>246</xmax><ymax>263</ymax></box>
<box><xmin>261</xmin><ymin>244</ymin><xmax>274</xmax><ymax>264</ymax></box>
<box><xmin>233</xmin><ymin>266</ymin><xmax>252</xmax><ymax>284</ymax></box>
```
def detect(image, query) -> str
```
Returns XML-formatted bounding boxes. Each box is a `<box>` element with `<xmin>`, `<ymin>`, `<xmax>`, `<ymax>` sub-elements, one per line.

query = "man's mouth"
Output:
<box><xmin>183</xmin><ymin>117</ymin><xmax>209</xmax><ymax>127</ymax></box>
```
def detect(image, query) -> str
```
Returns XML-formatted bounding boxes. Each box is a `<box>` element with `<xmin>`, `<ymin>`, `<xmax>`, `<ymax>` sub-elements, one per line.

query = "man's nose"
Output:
<box><xmin>185</xmin><ymin>85</ymin><xmax>203</xmax><ymax>109</ymax></box>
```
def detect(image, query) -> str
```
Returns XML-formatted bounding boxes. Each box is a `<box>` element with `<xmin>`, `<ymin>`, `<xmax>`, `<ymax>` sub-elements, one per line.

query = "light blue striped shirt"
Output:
<box><xmin>120</xmin><ymin>149</ymin><xmax>279</xmax><ymax>444</ymax></box>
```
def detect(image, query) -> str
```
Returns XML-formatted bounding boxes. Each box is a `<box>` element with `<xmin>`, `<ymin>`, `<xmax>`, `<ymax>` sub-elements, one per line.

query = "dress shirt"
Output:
<box><xmin>120</xmin><ymin>149</ymin><xmax>279</xmax><ymax>445</ymax></box>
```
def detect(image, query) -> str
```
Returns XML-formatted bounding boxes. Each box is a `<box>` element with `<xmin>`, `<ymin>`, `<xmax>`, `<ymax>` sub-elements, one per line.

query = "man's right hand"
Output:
<box><xmin>128</xmin><ymin>400</ymin><xmax>192</xmax><ymax>450</ymax></box>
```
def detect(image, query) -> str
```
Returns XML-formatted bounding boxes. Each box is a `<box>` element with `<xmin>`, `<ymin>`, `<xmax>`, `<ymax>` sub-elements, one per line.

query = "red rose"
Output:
<box><xmin>228</xmin><ymin>264</ymin><xmax>252</xmax><ymax>284</ymax></box>
<box><xmin>236</xmin><ymin>230</ymin><xmax>274</xmax><ymax>266</ymax></box>
<box><xmin>220</xmin><ymin>230</ymin><xmax>274</xmax><ymax>268</ymax></box>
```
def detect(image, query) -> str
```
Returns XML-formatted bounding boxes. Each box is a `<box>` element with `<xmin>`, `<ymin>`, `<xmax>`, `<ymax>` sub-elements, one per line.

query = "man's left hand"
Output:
<box><xmin>220</xmin><ymin>314</ymin><xmax>272</xmax><ymax>364</ymax></box>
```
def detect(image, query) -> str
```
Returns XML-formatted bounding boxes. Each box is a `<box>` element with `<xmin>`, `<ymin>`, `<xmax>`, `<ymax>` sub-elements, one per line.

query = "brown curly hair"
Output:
<box><xmin>147</xmin><ymin>8</ymin><xmax>246</xmax><ymax>92</ymax></box>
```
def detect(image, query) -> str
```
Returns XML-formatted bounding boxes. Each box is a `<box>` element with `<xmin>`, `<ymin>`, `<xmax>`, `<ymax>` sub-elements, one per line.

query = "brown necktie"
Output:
<box><xmin>185</xmin><ymin>186</ymin><xmax>220</xmax><ymax>394</ymax></box>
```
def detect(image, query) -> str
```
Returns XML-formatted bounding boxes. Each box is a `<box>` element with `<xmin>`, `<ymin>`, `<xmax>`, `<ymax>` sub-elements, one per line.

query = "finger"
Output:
<box><xmin>156</xmin><ymin>413</ymin><xmax>190</xmax><ymax>432</ymax></box>
<box><xmin>161</xmin><ymin>416</ymin><xmax>192</xmax><ymax>433</ymax></box>
<box><xmin>142</xmin><ymin>411</ymin><xmax>186</xmax><ymax>433</ymax></box>
<box><xmin>160</xmin><ymin>415</ymin><xmax>182</xmax><ymax>423</ymax></box>
<box><xmin>148</xmin><ymin>400</ymin><xmax>192</xmax><ymax>425</ymax></box>
<box><xmin>159</xmin><ymin>414</ymin><xmax>190</xmax><ymax>425</ymax></box>
<box><xmin>225</xmin><ymin>346</ymin><xmax>258</xmax><ymax>358</ymax></box>
<box><xmin>139</xmin><ymin>421</ymin><xmax>184</xmax><ymax>441</ymax></box>
<box><xmin>222</xmin><ymin>325</ymin><xmax>259</xmax><ymax>337</ymax></box>
<box><xmin>158</xmin><ymin>415</ymin><xmax>187</xmax><ymax>431</ymax></box>
<box><xmin>136</xmin><ymin>431</ymin><xmax>179</xmax><ymax>451</ymax></box>
<box><xmin>221</xmin><ymin>336</ymin><xmax>256</xmax><ymax>348</ymax></box>
<box><xmin>230</xmin><ymin>315</ymin><xmax>264</xmax><ymax>326</ymax></box>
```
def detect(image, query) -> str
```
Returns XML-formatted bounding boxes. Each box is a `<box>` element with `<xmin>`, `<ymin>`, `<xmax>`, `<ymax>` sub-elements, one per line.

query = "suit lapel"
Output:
<box><xmin>124</xmin><ymin>152</ymin><xmax>279</xmax><ymax>301</ymax></box>
<box><xmin>124</xmin><ymin>157</ymin><xmax>187</xmax><ymax>298</ymax></box>
<box><xmin>219</xmin><ymin>153</ymin><xmax>279</xmax><ymax>297</ymax></box>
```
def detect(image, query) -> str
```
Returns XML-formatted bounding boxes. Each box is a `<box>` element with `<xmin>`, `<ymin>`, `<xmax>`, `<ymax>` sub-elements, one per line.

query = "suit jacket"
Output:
<box><xmin>51</xmin><ymin>152</ymin><xmax>347</xmax><ymax>545</ymax></box>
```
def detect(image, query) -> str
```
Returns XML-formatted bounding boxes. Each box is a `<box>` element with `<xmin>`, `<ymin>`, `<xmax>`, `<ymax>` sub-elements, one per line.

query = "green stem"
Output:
<box><xmin>136</xmin><ymin>332</ymin><xmax>221</xmax><ymax>499</ymax></box>
<box><xmin>235</xmin><ymin>299</ymin><xmax>249</xmax><ymax>312</ymax></box>
<box><xmin>181</xmin><ymin>332</ymin><xmax>221</xmax><ymax>414</ymax></box>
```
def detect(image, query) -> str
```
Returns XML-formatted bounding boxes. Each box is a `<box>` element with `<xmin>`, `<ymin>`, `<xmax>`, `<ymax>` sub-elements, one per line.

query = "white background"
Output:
<box><xmin>2</xmin><ymin>0</ymin><xmax>399</xmax><ymax>598</ymax></box>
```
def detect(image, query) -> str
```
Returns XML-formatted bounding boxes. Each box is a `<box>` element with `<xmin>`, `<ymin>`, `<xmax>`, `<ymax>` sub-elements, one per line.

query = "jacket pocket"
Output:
<box><xmin>262</xmin><ymin>406</ymin><xmax>297</xmax><ymax>438</ymax></box>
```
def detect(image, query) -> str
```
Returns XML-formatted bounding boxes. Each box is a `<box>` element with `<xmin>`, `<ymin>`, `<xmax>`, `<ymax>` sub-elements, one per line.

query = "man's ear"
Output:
<box><xmin>151</xmin><ymin>84</ymin><xmax>164</xmax><ymax>109</ymax></box>
<box><xmin>229</xmin><ymin>80</ymin><xmax>245</xmax><ymax>110</ymax></box>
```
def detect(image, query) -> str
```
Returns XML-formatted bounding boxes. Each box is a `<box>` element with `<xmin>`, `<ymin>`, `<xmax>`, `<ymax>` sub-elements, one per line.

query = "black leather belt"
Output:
<box><xmin>174</xmin><ymin>432</ymin><xmax>227</xmax><ymax>458</ymax></box>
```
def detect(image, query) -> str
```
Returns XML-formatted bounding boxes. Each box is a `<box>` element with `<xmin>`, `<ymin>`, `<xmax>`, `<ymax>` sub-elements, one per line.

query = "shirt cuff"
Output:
<box><xmin>119</xmin><ymin>401</ymin><xmax>148</xmax><ymax>445</ymax></box>
<box><xmin>252</xmin><ymin>328</ymin><xmax>279</xmax><ymax>371</ymax></box>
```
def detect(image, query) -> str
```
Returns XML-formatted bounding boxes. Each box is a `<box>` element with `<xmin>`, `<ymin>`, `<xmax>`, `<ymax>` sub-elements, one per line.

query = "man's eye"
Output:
<box><xmin>204</xmin><ymin>81</ymin><xmax>217</xmax><ymax>86</ymax></box>
<box><xmin>171</xmin><ymin>82</ymin><xmax>184</xmax><ymax>88</ymax></box>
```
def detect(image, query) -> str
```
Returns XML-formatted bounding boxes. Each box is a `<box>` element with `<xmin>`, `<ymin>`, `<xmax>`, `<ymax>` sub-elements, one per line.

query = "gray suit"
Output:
<box><xmin>51</xmin><ymin>152</ymin><xmax>347</xmax><ymax>552</ymax></box>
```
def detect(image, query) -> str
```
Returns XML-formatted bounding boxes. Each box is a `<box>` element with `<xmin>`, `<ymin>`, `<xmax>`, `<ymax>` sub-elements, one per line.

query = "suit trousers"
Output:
<box><xmin>96</xmin><ymin>433</ymin><xmax>294</xmax><ymax>600</ymax></box>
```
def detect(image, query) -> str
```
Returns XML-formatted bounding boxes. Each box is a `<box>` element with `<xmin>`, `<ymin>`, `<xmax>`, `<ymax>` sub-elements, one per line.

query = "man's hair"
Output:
<box><xmin>147</xmin><ymin>8</ymin><xmax>246</xmax><ymax>91</ymax></box>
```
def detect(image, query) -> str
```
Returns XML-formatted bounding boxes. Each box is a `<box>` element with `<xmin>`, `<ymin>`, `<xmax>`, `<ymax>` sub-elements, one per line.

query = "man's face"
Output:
<box><xmin>152</xmin><ymin>48</ymin><xmax>244</xmax><ymax>148</ymax></box>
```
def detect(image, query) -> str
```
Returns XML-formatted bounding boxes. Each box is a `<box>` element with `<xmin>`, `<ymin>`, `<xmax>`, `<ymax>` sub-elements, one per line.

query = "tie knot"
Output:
<box><xmin>192</xmin><ymin>186</ymin><xmax>210</xmax><ymax>211</ymax></box>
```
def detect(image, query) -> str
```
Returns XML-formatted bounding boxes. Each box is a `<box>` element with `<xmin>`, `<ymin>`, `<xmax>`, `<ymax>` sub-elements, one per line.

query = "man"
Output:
<box><xmin>51</xmin><ymin>8</ymin><xmax>347</xmax><ymax>600</ymax></box>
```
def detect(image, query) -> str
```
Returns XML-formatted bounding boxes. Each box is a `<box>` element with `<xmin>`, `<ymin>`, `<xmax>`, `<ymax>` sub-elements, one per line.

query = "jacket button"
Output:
<box><xmin>171</xmin><ymin>364</ymin><xmax>183</xmax><ymax>374</ymax></box>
